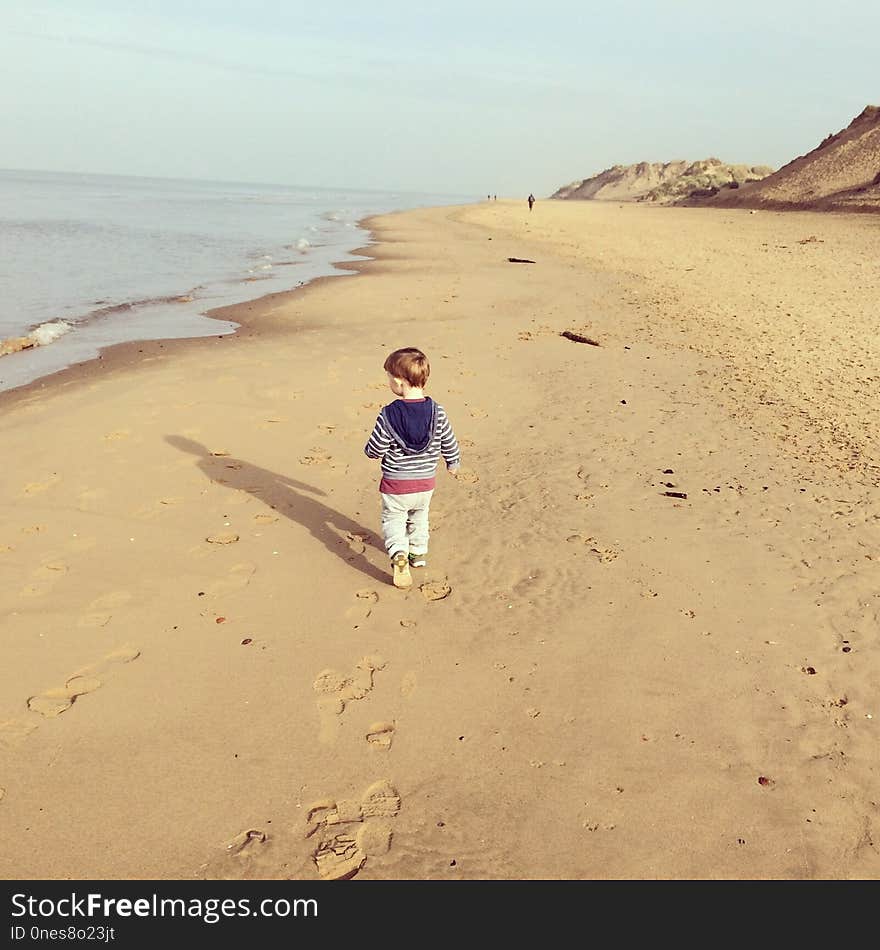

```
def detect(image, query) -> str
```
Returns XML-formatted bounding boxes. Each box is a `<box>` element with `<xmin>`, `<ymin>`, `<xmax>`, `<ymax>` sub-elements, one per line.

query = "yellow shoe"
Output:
<box><xmin>391</xmin><ymin>552</ymin><xmax>412</xmax><ymax>589</ymax></box>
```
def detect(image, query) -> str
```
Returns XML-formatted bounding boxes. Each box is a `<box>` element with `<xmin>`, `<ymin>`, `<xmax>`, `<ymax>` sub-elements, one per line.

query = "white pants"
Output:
<box><xmin>380</xmin><ymin>490</ymin><xmax>434</xmax><ymax>559</ymax></box>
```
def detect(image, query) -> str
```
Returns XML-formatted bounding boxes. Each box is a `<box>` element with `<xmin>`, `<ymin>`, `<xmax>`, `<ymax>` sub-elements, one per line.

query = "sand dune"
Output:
<box><xmin>692</xmin><ymin>105</ymin><xmax>880</xmax><ymax>212</ymax></box>
<box><xmin>552</xmin><ymin>159</ymin><xmax>774</xmax><ymax>203</ymax></box>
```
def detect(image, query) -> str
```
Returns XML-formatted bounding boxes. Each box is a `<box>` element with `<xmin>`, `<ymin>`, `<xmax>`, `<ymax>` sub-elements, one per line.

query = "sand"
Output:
<box><xmin>1</xmin><ymin>198</ymin><xmax>879</xmax><ymax>881</ymax></box>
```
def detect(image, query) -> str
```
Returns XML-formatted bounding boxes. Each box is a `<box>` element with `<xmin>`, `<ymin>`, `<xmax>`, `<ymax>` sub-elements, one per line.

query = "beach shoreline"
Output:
<box><xmin>0</xmin><ymin>167</ymin><xmax>470</xmax><ymax>402</ymax></box>
<box><xmin>2</xmin><ymin>198</ymin><xmax>879</xmax><ymax>880</ymax></box>
<box><xmin>0</xmin><ymin>212</ymin><xmax>400</xmax><ymax>411</ymax></box>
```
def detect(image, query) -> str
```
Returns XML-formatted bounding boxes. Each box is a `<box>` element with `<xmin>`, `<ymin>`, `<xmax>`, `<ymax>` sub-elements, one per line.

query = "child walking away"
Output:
<box><xmin>364</xmin><ymin>347</ymin><xmax>460</xmax><ymax>589</ymax></box>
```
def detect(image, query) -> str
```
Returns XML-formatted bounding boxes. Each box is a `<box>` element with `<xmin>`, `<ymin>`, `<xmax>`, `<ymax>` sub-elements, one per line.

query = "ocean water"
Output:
<box><xmin>0</xmin><ymin>170</ymin><xmax>472</xmax><ymax>394</ymax></box>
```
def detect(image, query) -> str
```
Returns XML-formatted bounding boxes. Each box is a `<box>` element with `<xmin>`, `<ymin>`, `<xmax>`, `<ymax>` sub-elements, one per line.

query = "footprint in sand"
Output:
<box><xmin>454</xmin><ymin>469</ymin><xmax>479</xmax><ymax>484</ymax></box>
<box><xmin>198</xmin><ymin>829</ymin><xmax>271</xmax><ymax>880</ymax></box>
<box><xmin>20</xmin><ymin>555</ymin><xmax>71</xmax><ymax>596</ymax></box>
<box><xmin>27</xmin><ymin>676</ymin><xmax>102</xmax><ymax>718</ymax></box>
<box><xmin>206</xmin><ymin>531</ymin><xmax>240</xmax><ymax>545</ymax></box>
<box><xmin>36</xmin><ymin>560</ymin><xmax>68</xmax><ymax>578</ymax></box>
<box><xmin>313</xmin><ymin>654</ymin><xmax>385</xmax><ymax>710</ymax></box>
<box><xmin>25</xmin><ymin>647</ymin><xmax>140</xmax><ymax>719</ymax></box>
<box><xmin>299</xmin><ymin>450</ymin><xmax>332</xmax><ymax>466</ymax></box>
<box><xmin>420</xmin><ymin>579</ymin><xmax>452</xmax><ymax>601</ymax></box>
<box><xmin>103</xmin><ymin>430</ymin><xmax>131</xmax><ymax>441</ymax></box>
<box><xmin>469</xmin><ymin>408</ymin><xmax>488</xmax><ymax>419</ymax></box>
<box><xmin>254</xmin><ymin>513</ymin><xmax>278</xmax><ymax>525</ymax></box>
<box><xmin>459</xmin><ymin>439</ymin><xmax>475</xmax><ymax>448</ymax></box>
<box><xmin>366</xmin><ymin>722</ymin><xmax>396</xmax><ymax>749</ymax></box>
<box><xmin>345</xmin><ymin>532</ymin><xmax>367</xmax><ymax>554</ymax></box>
<box><xmin>313</xmin><ymin>655</ymin><xmax>386</xmax><ymax>744</ymax></box>
<box><xmin>207</xmin><ymin>563</ymin><xmax>256</xmax><ymax>597</ymax></box>
<box><xmin>307</xmin><ymin>779</ymin><xmax>400</xmax><ymax>880</ymax></box>
<box><xmin>345</xmin><ymin>589</ymin><xmax>378</xmax><ymax>625</ymax></box>
<box><xmin>90</xmin><ymin>646</ymin><xmax>141</xmax><ymax>672</ymax></box>
<box><xmin>227</xmin><ymin>828</ymin><xmax>268</xmax><ymax>852</ymax></box>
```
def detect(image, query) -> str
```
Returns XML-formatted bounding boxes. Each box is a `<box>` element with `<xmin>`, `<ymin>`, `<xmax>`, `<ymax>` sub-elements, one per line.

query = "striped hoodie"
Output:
<box><xmin>364</xmin><ymin>396</ymin><xmax>461</xmax><ymax>494</ymax></box>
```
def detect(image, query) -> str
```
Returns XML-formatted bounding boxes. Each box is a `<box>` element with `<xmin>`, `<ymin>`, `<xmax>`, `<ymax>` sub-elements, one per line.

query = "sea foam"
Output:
<box><xmin>30</xmin><ymin>320</ymin><xmax>72</xmax><ymax>346</ymax></box>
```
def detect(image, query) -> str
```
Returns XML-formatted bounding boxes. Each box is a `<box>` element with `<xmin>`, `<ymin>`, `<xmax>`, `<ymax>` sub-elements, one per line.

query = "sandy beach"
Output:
<box><xmin>2</xmin><ymin>198</ymin><xmax>879</xmax><ymax>880</ymax></box>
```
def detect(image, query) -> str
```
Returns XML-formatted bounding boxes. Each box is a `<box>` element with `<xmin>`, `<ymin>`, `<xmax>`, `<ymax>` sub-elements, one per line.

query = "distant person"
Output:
<box><xmin>528</xmin><ymin>193</ymin><xmax>535</xmax><ymax>211</ymax></box>
<box><xmin>364</xmin><ymin>347</ymin><xmax>461</xmax><ymax>589</ymax></box>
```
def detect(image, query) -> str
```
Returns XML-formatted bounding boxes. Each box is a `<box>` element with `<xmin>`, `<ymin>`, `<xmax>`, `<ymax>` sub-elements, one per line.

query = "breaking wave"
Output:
<box><xmin>0</xmin><ymin>320</ymin><xmax>72</xmax><ymax>358</ymax></box>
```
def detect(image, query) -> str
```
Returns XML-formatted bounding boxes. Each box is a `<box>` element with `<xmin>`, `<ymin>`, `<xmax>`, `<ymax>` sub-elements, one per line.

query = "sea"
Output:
<box><xmin>0</xmin><ymin>169</ymin><xmax>473</xmax><ymax>394</ymax></box>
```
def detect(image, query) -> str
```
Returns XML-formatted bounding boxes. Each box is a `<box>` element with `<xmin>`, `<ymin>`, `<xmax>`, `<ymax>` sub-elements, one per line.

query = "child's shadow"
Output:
<box><xmin>166</xmin><ymin>435</ymin><xmax>388</xmax><ymax>584</ymax></box>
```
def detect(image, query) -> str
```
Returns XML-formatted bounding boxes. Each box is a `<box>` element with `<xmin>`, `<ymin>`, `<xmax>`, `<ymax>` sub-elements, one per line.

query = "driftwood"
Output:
<box><xmin>560</xmin><ymin>330</ymin><xmax>600</xmax><ymax>346</ymax></box>
<box><xmin>507</xmin><ymin>257</ymin><xmax>536</xmax><ymax>264</ymax></box>
<box><xmin>661</xmin><ymin>491</ymin><xmax>688</xmax><ymax>499</ymax></box>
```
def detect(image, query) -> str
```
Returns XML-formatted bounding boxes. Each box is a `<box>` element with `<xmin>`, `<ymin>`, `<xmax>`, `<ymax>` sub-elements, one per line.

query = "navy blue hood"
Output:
<box><xmin>382</xmin><ymin>397</ymin><xmax>436</xmax><ymax>453</ymax></box>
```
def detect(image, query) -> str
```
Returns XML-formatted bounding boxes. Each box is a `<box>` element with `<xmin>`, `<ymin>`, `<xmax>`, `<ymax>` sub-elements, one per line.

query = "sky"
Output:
<box><xmin>2</xmin><ymin>1</ymin><xmax>878</xmax><ymax>197</ymax></box>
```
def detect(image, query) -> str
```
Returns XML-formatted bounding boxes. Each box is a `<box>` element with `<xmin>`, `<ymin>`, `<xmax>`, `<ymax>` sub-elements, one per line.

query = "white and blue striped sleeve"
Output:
<box><xmin>438</xmin><ymin>409</ymin><xmax>461</xmax><ymax>468</ymax></box>
<box><xmin>364</xmin><ymin>414</ymin><xmax>393</xmax><ymax>459</ymax></box>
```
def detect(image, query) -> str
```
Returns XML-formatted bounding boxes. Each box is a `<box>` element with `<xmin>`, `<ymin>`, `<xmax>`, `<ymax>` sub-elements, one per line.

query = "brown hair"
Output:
<box><xmin>384</xmin><ymin>347</ymin><xmax>430</xmax><ymax>388</ymax></box>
